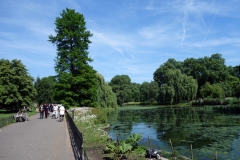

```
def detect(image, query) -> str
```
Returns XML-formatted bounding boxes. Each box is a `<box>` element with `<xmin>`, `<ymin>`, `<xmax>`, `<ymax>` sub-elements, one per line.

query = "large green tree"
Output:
<box><xmin>182</xmin><ymin>54</ymin><xmax>229</xmax><ymax>95</ymax></box>
<box><xmin>34</xmin><ymin>76</ymin><xmax>56</xmax><ymax>105</ymax></box>
<box><xmin>109</xmin><ymin>75</ymin><xmax>132</xmax><ymax>105</ymax></box>
<box><xmin>153</xmin><ymin>58</ymin><xmax>182</xmax><ymax>86</ymax></box>
<box><xmin>140</xmin><ymin>81</ymin><xmax>159</xmax><ymax>103</ymax></box>
<box><xmin>49</xmin><ymin>8</ymin><xmax>97</xmax><ymax>108</ymax></box>
<box><xmin>0</xmin><ymin>59</ymin><xmax>36</xmax><ymax>111</ymax></box>
<box><xmin>157</xmin><ymin>69</ymin><xmax>198</xmax><ymax>104</ymax></box>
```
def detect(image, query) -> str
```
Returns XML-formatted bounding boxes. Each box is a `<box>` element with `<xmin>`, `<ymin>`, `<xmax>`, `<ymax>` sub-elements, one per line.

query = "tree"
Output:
<box><xmin>233</xmin><ymin>83</ymin><xmax>240</xmax><ymax>98</ymax></box>
<box><xmin>140</xmin><ymin>81</ymin><xmax>159</xmax><ymax>103</ymax></box>
<box><xmin>131</xmin><ymin>83</ymin><xmax>141</xmax><ymax>102</ymax></box>
<box><xmin>0</xmin><ymin>59</ymin><xmax>36</xmax><ymax>111</ymax></box>
<box><xmin>156</xmin><ymin>69</ymin><xmax>198</xmax><ymax>104</ymax></box>
<box><xmin>233</xmin><ymin>65</ymin><xmax>240</xmax><ymax>79</ymax></box>
<box><xmin>182</xmin><ymin>53</ymin><xmax>230</xmax><ymax>96</ymax></box>
<box><xmin>153</xmin><ymin>58</ymin><xmax>182</xmax><ymax>86</ymax></box>
<box><xmin>49</xmin><ymin>8</ymin><xmax>97</xmax><ymax>108</ymax></box>
<box><xmin>95</xmin><ymin>73</ymin><xmax>118</xmax><ymax>108</ymax></box>
<box><xmin>34</xmin><ymin>76</ymin><xmax>56</xmax><ymax>105</ymax></box>
<box><xmin>109</xmin><ymin>75</ymin><xmax>132</xmax><ymax>105</ymax></box>
<box><xmin>200</xmin><ymin>82</ymin><xmax>224</xmax><ymax>98</ymax></box>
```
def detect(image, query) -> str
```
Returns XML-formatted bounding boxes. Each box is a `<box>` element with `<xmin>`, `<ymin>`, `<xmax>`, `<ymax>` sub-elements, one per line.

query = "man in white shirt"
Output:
<box><xmin>53</xmin><ymin>104</ymin><xmax>59</xmax><ymax>119</ymax></box>
<box><xmin>59</xmin><ymin>105</ymin><xmax>65</xmax><ymax>121</ymax></box>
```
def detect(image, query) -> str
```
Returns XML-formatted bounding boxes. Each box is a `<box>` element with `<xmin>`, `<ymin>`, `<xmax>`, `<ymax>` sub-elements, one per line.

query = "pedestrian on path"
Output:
<box><xmin>44</xmin><ymin>104</ymin><xmax>48</xmax><ymax>119</ymax></box>
<box><xmin>53</xmin><ymin>104</ymin><xmax>58</xmax><ymax>119</ymax></box>
<box><xmin>59</xmin><ymin>105</ymin><xmax>65</xmax><ymax>121</ymax></box>
<box><xmin>39</xmin><ymin>104</ymin><xmax>44</xmax><ymax>119</ymax></box>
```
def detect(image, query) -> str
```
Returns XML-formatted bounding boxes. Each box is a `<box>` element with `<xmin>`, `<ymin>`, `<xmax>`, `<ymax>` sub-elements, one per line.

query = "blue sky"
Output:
<box><xmin>1</xmin><ymin>0</ymin><xmax>240</xmax><ymax>84</ymax></box>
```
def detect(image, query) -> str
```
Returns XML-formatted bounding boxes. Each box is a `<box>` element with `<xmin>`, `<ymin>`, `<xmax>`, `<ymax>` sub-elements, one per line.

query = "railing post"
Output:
<box><xmin>72</xmin><ymin>109</ymin><xmax>75</xmax><ymax>120</ymax></box>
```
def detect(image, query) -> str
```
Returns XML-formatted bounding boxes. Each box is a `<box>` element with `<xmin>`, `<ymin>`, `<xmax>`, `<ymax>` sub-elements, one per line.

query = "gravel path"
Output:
<box><xmin>0</xmin><ymin>113</ymin><xmax>75</xmax><ymax>160</ymax></box>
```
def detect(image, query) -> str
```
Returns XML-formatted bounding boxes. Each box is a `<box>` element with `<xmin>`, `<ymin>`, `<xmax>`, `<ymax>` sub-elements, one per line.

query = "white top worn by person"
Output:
<box><xmin>53</xmin><ymin>104</ymin><xmax>59</xmax><ymax>118</ymax></box>
<box><xmin>59</xmin><ymin>105</ymin><xmax>65</xmax><ymax>116</ymax></box>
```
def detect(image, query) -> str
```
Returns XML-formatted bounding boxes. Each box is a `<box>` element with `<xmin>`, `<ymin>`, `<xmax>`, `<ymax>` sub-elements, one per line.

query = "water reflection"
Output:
<box><xmin>106</xmin><ymin>105</ymin><xmax>240</xmax><ymax>160</ymax></box>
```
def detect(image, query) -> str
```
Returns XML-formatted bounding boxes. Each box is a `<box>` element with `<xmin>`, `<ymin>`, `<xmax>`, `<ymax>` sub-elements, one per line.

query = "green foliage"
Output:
<box><xmin>200</xmin><ymin>82</ymin><xmax>224</xmax><ymax>98</ymax></box>
<box><xmin>202</xmin><ymin>98</ymin><xmax>226</xmax><ymax>105</ymax></box>
<box><xmin>49</xmin><ymin>8</ymin><xmax>97</xmax><ymax>108</ymax></box>
<box><xmin>131</xmin><ymin>83</ymin><xmax>141</xmax><ymax>102</ymax></box>
<box><xmin>118</xmin><ymin>141</ymin><xmax>132</xmax><ymax>154</ymax></box>
<box><xmin>34</xmin><ymin>76</ymin><xmax>56</xmax><ymax>104</ymax></box>
<box><xmin>153</xmin><ymin>58</ymin><xmax>182</xmax><ymax>86</ymax></box>
<box><xmin>140</xmin><ymin>81</ymin><xmax>159</xmax><ymax>103</ymax></box>
<box><xmin>109</xmin><ymin>75</ymin><xmax>133</xmax><ymax>105</ymax></box>
<box><xmin>104</xmin><ymin>133</ymin><xmax>143</xmax><ymax>159</ymax></box>
<box><xmin>95</xmin><ymin>73</ymin><xmax>118</xmax><ymax>108</ymax></box>
<box><xmin>0</xmin><ymin>59</ymin><xmax>36</xmax><ymax>111</ymax></box>
<box><xmin>91</xmin><ymin>108</ymin><xmax>107</xmax><ymax>124</ymax></box>
<box><xmin>233</xmin><ymin>65</ymin><xmax>240</xmax><ymax>79</ymax></box>
<box><xmin>233</xmin><ymin>82</ymin><xmax>240</xmax><ymax>98</ymax></box>
<box><xmin>105</xmin><ymin>141</ymin><xmax>132</xmax><ymax>159</ymax></box>
<box><xmin>126</xmin><ymin>133</ymin><xmax>142</xmax><ymax>148</ymax></box>
<box><xmin>156</xmin><ymin>68</ymin><xmax>198</xmax><ymax>104</ymax></box>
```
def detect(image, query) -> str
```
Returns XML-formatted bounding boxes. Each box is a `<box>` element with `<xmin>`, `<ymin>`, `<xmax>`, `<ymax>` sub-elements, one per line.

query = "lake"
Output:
<box><xmin>106</xmin><ymin>105</ymin><xmax>240</xmax><ymax>160</ymax></box>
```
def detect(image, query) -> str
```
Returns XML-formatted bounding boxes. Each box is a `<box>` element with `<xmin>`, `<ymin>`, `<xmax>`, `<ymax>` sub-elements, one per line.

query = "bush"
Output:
<box><xmin>91</xmin><ymin>108</ymin><xmax>107</xmax><ymax>124</ymax></box>
<box><xmin>202</xmin><ymin>98</ymin><xmax>224</xmax><ymax>105</ymax></box>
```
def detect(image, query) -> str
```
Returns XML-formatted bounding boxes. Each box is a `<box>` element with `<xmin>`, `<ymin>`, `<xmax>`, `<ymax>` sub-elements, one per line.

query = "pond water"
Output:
<box><xmin>106</xmin><ymin>105</ymin><xmax>240</xmax><ymax>160</ymax></box>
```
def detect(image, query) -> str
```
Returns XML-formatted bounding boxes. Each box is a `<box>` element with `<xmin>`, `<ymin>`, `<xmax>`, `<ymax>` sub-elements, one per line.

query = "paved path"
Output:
<box><xmin>0</xmin><ymin>113</ymin><xmax>75</xmax><ymax>160</ymax></box>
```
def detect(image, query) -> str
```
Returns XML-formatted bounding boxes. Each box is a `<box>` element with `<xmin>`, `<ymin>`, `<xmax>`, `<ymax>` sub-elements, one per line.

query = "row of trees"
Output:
<box><xmin>1</xmin><ymin>8</ymin><xmax>240</xmax><ymax>110</ymax></box>
<box><xmin>109</xmin><ymin>54</ymin><xmax>240</xmax><ymax>105</ymax></box>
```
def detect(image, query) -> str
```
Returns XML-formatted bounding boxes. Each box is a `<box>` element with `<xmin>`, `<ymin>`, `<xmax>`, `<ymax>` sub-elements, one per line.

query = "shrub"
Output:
<box><xmin>202</xmin><ymin>98</ymin><xmax>224</xmax><ymax>105</ymax></box>
<box><xmin>91</xmin><ymin>108</ymin><xmax>107</xmax><ymax>124</ymax></box>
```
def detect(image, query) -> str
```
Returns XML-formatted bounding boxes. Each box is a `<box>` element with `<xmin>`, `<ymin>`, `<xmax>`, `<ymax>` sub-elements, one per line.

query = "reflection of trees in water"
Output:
<box><xmin>107</xmin><ymin>106</ymin><xmax>240</xmax><ymax>153</ymax></box>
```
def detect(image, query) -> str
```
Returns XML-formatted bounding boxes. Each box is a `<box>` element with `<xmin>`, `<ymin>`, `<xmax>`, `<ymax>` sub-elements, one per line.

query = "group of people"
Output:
<box><xmin>39</xmin><ymin>103</ymin><xmax>65</xmax><ymax>120</ymax></box>
<box><xmin>16</xmin><ymin>106</ymin><xmax>30</xmax><ymax>122</ymax></box>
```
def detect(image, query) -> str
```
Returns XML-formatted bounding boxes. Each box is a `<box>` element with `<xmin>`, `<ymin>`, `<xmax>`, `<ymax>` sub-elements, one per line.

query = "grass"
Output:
<box><xmin>73</xmin><ymin>109</ymin><xmax>109</xmax><ymax>149</ymax></box>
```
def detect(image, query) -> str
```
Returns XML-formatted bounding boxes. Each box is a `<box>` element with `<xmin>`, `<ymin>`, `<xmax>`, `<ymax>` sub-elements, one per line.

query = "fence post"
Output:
<box><xmin>169</xmin><ymin>139</ymin><xmax>175</xmax><ymax>158</ymax></box>
<box><xmin>72</xmin><ymin>109</ymin><xmax>75</xmax><ymax>120</ymax></box>
<box><xmin>148</xmin><ymin>136</ymin><xmax>152</xmax><ymax>150</ymax></box>
<box><xmin>190</xmin><ymin>144</ymin><xmax>193</xmax><ymax>160</ymax></box>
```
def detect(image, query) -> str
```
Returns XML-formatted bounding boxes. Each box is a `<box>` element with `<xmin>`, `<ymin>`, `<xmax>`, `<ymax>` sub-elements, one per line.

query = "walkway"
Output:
<box><xmin>0</xmin><ymin>113</ymin><xmax>75</xmax><ymax>160</ymax></box>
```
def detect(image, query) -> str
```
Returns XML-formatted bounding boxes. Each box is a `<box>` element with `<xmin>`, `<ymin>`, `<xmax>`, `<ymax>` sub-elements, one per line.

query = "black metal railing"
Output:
<box><xmin>66</xmin><ymin>110</ymin><xmax>88</xmax><ymax>160</ymax></box>
<box><xmin>0</xmin><ymin>116</ymin><xmax>14</xmax><ymax>128</ymax></box>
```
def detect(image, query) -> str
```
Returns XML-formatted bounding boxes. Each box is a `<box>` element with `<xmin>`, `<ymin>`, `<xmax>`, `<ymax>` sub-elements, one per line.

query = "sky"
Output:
<box><xmin>1</xmin><ymin>0</ymin><xmax>240</xmax><ymax>84</ymax></box>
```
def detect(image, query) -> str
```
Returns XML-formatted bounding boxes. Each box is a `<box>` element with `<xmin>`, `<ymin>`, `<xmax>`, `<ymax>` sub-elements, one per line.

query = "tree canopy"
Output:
<box><xmin>49</xmin><ymin>8</ymin><xmax>97</xmax><ymax>108</ymax></box>
<box><xmin>34</xmin><ymin>76</ymin><xmax>56</xmax><ymax>105</ymax></box>
<box><xmin>0</xmin><ymin>59</ymin><xmax>36</xmax><ymax>111</ymax></box>
<box><xmin>96</xmin><ymin>73</ymin><xmax>118</xmax><ymax>108</ymax></box>
<box><xmin>109</xmin><ymin>75</ymin><xmax>132</xmax><ymax>105</ymax></box>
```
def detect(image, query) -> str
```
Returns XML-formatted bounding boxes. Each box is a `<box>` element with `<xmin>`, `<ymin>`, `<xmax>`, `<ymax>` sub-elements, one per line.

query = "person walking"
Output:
<box><xmin>53</xmin><ymin>104</ymin><xmax>58</xmax><ymax>119</ymax></box>
<box><xmin>39</xmin><ymin>104</ymin><xmax>44</xmax><ymax>119</ymax></box>
<box><xmin>59</xmin><ymin>105</ymin><xmax>65</xmax><ymax>122</ymax></box>
<box><xmin>44</xmin><ymin>104</ymin><xmax>49</xmax><ymax>119</ymax></box>
<box><xmin>49</xmin><ymin>103</ymin><xmax>53</xmax><ymax>117</ymax></box>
